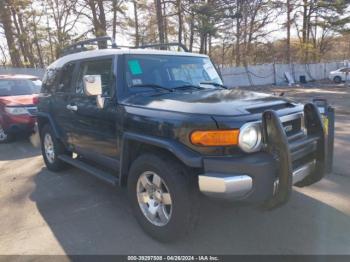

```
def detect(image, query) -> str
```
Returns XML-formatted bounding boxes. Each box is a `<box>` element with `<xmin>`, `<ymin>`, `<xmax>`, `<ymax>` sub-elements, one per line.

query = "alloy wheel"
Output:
<box><xmin>136</xmin><ymin>171</ymin><xmax>173</xmax><ymax>227</ymax></box>
<box><xmin>44</xmin><ymin>133</ymin><xmax>55</xmax><ymax>163</ymax></box>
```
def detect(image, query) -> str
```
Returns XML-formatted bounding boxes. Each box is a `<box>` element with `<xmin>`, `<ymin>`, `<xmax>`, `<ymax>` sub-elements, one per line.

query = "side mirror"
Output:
<box><xmin>83</xmin><ymin>75</ymin><xmax>102</xmax><ymax>96</ymax></box>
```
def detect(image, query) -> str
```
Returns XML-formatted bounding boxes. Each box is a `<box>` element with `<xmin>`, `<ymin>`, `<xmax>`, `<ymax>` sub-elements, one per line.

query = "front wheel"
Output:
<box><xmin>0</xmin><ymin>124</ymin><xmax>13</xmax><ymax>143</ymax></box>
<box><xmin>334</xmin><ymin>76</ymin><xmax>342</xmax><ymax>83</ymax></box>
<box><xmin>127</xmin><ymin>153</ymin><xmax>199</xmax><ymax>242</ymax></box>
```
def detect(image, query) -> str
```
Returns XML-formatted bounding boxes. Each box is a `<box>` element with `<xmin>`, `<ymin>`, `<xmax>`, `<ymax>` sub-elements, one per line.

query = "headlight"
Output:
<box><xmin>5</xmin><ymin>106</ymin><xmax>29</xmax><ymax>115</ymax></box>
<box><xmin>238</xmin><ymin>122</ymin><xmax>262</xmax><ymax>153</ymax></box>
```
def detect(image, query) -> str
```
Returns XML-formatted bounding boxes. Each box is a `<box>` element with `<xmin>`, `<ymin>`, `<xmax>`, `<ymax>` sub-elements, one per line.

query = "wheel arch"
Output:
<box><xmin>36</xmin><ymin>112</ymin><xmax>61</xmax><ymax>139</ymax></box>
<box><xmin>119</xmin><ymin>132</ymin><xmax>203</xmax><ymax>186</ymax></box>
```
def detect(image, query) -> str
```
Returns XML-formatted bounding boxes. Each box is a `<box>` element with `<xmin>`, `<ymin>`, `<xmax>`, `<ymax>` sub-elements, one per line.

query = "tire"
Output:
<box><xmin>40</xmin><ymin>124</ymin><xmax>70</xmax><ymax>172</ymax></box>
<box><xmin>127</xmin><ymin>153</ymin><xmax>199</xmax><ymax>242</ymax></box>
<box><xmin>334</xmin><ymin>76</ymin><xmax>342</xmax><ymax>83</ymax></box>
<box><xmin>0</xmin><ymin>124</ymin><xmax>13</xmax><ymax>143</ymax></box>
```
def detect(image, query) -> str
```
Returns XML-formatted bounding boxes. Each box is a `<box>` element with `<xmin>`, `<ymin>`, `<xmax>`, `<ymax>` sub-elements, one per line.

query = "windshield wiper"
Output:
<box><xmin>171</xmin><ymin>85</ymin><xmax>204</xmax><ymax>91</ymax></box>
<box><xmin>131</xmin><ymin>84</ymin><xmax>173</xmax><ymax>92</ymax></box>
<box><xmin>200</xmin><ymin>82</ymin><xmax>228</xmax><ymax>89</ymax></box>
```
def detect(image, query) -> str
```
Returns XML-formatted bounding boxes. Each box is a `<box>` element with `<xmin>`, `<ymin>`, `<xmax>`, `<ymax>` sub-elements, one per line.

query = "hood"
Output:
<box><xmin>123</xmin><ymin>89</ymin><xmax>296</xmax><ymax>116</ymax></box>
<box><xmin>0</xmin><ymin>95</ymin><xmax>38</xmax><ymax>106</ymax></box>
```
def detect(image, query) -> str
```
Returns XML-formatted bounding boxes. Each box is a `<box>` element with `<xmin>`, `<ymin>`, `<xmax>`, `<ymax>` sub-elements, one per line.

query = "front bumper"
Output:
<box><xmin>198</xmin><ymin>103</ymin><xmax>326</xmax><ymax>208</ymax></box>
<box><xmin>199</xmin><ymin>157</ymin><xmax>315</xmax><ymax>202</ymax></box>
<box><xmin>1</xmin><ymin>114</ymin><xmax>36</xmax><ymax>134</ymax></box>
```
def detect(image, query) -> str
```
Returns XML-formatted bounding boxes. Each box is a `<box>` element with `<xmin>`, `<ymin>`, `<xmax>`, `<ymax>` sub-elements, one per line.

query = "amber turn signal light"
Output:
<box><xmin>190</xmin><ymin>130</ymin><xmax>240</xmax><ymax>146</ymax></box>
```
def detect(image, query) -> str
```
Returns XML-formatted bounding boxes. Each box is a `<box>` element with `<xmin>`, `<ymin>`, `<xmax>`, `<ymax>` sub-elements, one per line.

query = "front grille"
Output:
<box><xmin>283</xmin><ymin>117</ymin><xmax>301</xmax><ymax>136</ymax></box>
<box><xmin>280</xmin><ymin>113</ymin><xmax>317</xmax><ymax>165</ymax></box>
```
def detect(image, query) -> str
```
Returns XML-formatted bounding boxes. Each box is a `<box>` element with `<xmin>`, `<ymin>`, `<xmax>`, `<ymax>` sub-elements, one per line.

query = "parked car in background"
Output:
<box><xmin>10</xmin><ymin>74</ymin><xmax>43</xmax><ymax>89</ymax></box>
<box><xmin>329</xmin><ymin>67</ymin><xmax>350</xmax><ymax>83</ymax></box>
<box><xmin>0</xmin><ymin>75</ymin><xmax>39</xmax><ymax>143</ymax></box>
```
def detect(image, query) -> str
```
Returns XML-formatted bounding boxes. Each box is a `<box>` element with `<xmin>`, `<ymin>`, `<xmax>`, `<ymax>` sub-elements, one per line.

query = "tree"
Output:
<box><xmin>86</xmin><ymin>0</ymin><xmax>107</xmax><ymax>44</ymax></box>
<box><xmin>10</xmin><ymin>0</ymin><xmax>35</xmax><ymax>67</ymax></box>
<box><xmin>192</xmin><ymin>1</ymin><xmax>221</xmax><ymax>54</ymax></box>
<box><xmin>44</xmin><ymin>0</ymin><xmax>88</xmax><ymax>58</ymax></box>
<box><xmin>286</xmin><ymin>0</ymin><xmax>293</xmax><ymax>64</ymax></box>
<box><xmin>29</xmin><ymin>3</ymin><xmax>44</xmax><ymax>67</ymax></box>
<box><xmin>1</xmin><ymin>0</ymin><xmax>350</xmax><ymax>67</ymax></box>
<box><xmin>176</xmin><ymin>0</ymin><xmax>183</xmax><ymax>44</ymax></box>
<box><xmin>0</xmin><ymin>43</ymin><xmax>9</xmax><ymax>67</ymax></box>
<box><xmin>133</xmin><ymin>0</ymin><xmax>140</xmax><ymax>47</ymax></box>
<box><xmin>0</xmin><ymin>0</ymin><xmax>22</xmax><ymax>67</ymax></box>
<box><xmin>155</xmin><ymin>0</ymin><xmax>165</xmax><ymax>44</ymax></box>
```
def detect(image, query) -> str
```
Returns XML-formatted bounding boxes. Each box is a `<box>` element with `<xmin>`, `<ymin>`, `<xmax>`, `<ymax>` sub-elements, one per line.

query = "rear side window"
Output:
<box><xmin>57</xmin><ymin>63</ymin><xmax>75</xmax><ymax>93</ymax></box>
<box><xmin>41</xmin><ymin>68</ymin><xmax>59</xmax><ymax>94</ymax></box>
<box><xmin>75</xmin><ymin>59</ymin><xmax>113</xmax><ymax>96</ymax></box>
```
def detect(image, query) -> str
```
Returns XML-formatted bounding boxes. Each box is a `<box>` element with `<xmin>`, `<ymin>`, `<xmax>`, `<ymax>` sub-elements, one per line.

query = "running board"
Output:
<box><xmin>58</xmin><ymin>155</ymin><xmax>118</xmax><ymax>186</ymax></box>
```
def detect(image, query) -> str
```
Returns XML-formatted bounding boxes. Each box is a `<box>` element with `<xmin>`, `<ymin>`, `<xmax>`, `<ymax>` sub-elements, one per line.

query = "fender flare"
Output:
<box><xmin>119</xmin><ymin>132</ymin><xmax>202</xmax><ymax>186</ymax></box>
<box><xmin>36</xmin><ymin>112</ymin><xmax>61</xmax><ymax>139</ymax></box>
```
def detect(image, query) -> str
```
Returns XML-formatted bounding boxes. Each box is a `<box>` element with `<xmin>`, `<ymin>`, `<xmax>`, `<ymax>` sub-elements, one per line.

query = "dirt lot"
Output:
<box><xmin>1</xmin><ymin>81</ymin><xmax>350</xmax><ymax>255</ymax></box>
<box><xmin>240</xmin><ymin>80</ymin><xmax>350</xmax><ymax>115</ymax></box>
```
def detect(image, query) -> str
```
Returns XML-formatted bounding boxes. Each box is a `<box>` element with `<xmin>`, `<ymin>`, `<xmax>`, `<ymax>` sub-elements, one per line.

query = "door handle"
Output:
<box><xmin>66</xmin><ymin>104</ymin><xmax>78</xmax><ymax>111</ymax></box>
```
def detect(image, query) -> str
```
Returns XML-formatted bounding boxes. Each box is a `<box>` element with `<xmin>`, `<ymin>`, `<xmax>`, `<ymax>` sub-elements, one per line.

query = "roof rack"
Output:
<box><xmin>138</xmin><ymin>43</ymin><xmax>189</xmax><ymax>52</ymax></box>
<box><xmin>61</xmin><ymin>36</ymin><xmax>117</xmax><ymax>57</ymax></box>
<box><xmin>61</xmin><ymin>36</ymin><xmax>189</xmax><ymax>57</ymax></box>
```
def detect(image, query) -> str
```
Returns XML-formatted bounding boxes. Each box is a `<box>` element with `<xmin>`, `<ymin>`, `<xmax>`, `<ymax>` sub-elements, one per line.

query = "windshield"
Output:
<box><xmin>0</xmin><ymin>79</ymin><xmax>40</xmax><ymax>96</ymax></box>
<box><xmin>125</xmin><ymin>54</ymin><xmax>222</xmax><ymax>91</ymax></box>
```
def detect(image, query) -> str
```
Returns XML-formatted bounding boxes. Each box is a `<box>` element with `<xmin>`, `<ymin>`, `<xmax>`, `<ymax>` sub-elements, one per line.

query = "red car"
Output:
<box><xmin>0</xmin><ymin>75</ymin><xmax>40</xmax><ymax>143</ymax></box>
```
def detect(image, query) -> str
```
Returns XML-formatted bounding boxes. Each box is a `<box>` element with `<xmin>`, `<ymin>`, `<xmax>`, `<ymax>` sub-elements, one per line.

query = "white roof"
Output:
<box><xmin>48</xmin><ymin>48</ymin><xmax>208</xmax><ymax>69</ymax></box>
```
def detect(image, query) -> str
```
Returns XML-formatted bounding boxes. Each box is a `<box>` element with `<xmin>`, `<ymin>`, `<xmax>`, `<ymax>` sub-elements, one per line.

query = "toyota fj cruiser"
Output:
<box><xmin>37</xmin><ymin>37</ymin><xmax>328</xmax><ymax>241</ymax></box>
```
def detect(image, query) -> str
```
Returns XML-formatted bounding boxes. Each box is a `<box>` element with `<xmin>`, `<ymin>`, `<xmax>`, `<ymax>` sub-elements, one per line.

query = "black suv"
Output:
<box><xmin>37</xmin><ymin>38</ymin><xmax>327</xmax><ymax>241</ymax></box>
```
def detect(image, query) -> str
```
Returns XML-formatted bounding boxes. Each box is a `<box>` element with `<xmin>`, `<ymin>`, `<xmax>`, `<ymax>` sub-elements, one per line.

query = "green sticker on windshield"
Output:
<box><xmin>128</xmin><ymin>60</ymin><xmax>143</xmax><ymax>75</ymax></box>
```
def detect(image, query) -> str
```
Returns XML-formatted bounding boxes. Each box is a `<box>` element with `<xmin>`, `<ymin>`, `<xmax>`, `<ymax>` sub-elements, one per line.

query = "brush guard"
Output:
<box><xmin>261</xmin><ymin>103</ymin><xmax>326</xmax><ymax>209</ymax></box>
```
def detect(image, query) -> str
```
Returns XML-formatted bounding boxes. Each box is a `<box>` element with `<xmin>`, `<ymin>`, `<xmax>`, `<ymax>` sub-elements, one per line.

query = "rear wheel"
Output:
<box><xmin>334</xmin><ymin>76</ymin><xmax>342</xmax><ymax>83</ymax></box>
<box><xmin>0</xmin><ymin>125</ymin><xmax>13</xmax><ymax>143</ymax></box>
<box><xmin>128</xmin><ymin>153</ymin><xmax>199</xmax><ymax>242</ymax></box>
<box><xmin>41</xmin><ymin>124</ymin><xmax>70</xmax><ymax>171</ymax></box>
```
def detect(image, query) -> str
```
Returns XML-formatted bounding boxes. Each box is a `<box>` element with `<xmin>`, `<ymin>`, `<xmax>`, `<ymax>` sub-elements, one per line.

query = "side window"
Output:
<box><xmin>75</xmin><ymin>59</ymin><xmax>113</xmax><ymax>96</ymax></box>
<box><xmin>41</xmin><ymin>68</ymin><xmax>59</xmax><ymax>94</ymax></box>
<box><xmin>57</xmin><ymin>63</ymin><xmax>75</xmax><ymax>92</ymax></box>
